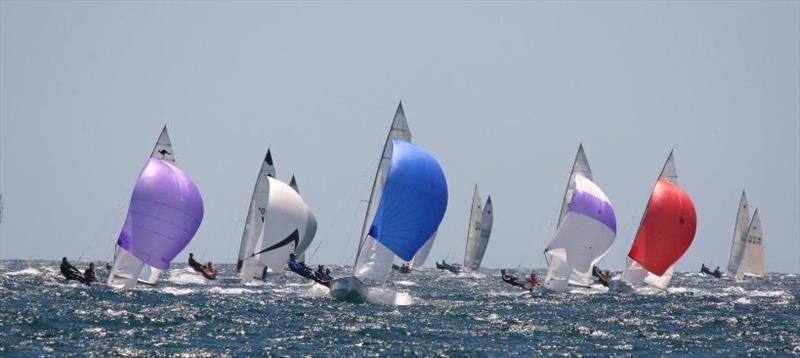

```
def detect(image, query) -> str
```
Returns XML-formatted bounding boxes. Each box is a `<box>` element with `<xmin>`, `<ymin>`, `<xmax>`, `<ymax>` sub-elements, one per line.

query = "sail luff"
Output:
<box><xmin>354</xmin><ymin>102</ymin><xmax>411</xmax><ymax>271</ymax></box>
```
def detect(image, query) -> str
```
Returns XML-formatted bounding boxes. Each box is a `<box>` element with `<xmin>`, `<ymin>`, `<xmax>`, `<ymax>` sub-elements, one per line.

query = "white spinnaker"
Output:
<box><xmin>240</xmin><ymin>177</ymin><xmax>310</xmax><ymax>281</ymax></box>
<box><xmin>108</xmin><ymin>247</ymin><xmax>146</xmax><ymax>289</ymax></box>
<box><xmin>463</xmin><ymin>186</ymin><xmax>484</xmax><ymax>270</ymax></box>
<box><xmin>738</xmin><ymin>209</ymin><xmax>765</xmax><ymax>278</ymax></box>
<box><xmin>289</xmin><ymin>175</ymin><xmax>318</xmax><ymax>261</ymax></box>
<box><xmin>557</xmin><ymin>144</ymin><xmax>592</xmax><ymax>228</ymax></box>
<box><xmin>410</xmin><ymin>232</ymin><xmax>437</xmax><ymax>268</ymax></box>
<box><xmin>726</xmin><ymin>191</ymin><xmax>751</xmax><ymax>277</ymax></box>
<box><xmin>544</xmin><ymin>176</ymin><xmax>615</xmax><ymax>291</ymax></box>
<box><xmin>354</xmin><ymin>102</ymin><xmax>411</xmax><ymax>281</ymax></box>
<box><xmin>236</xmin><ymin>152</ymin><xmax>272</xmax><ymax>277</ymax></box>
<box><xmin>621</xmin><ymin>151</ymin><xmax>678</xmax><ymax>289</ymax></box>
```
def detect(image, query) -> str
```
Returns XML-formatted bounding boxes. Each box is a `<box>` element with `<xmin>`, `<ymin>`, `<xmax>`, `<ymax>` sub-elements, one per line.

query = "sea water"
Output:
<box><xmin>0</xmin><ymin>260</ymin><xmax>798</xmax><ymax>356</ymax></box>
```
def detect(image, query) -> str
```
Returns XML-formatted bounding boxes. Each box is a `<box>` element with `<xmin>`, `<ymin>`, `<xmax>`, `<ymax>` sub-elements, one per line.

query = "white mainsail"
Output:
<box><xmin>620</xmin><ymin>151</ymin><xmax>679</xmax><ymax>290</ymax></box>
<box><xmin>463</xmin><ymin>186</ymin><xmax>494</xmax><ymax>271</ymax></box>
<box><xmin>726</xmin><ymin>191</ymin><xmax>751</xmax><ymax>277</ymax></box>
<box><xmin>462</xmin><ymin>185</ymin><xmax>483</xmax><ymax>269</ymax></box>
<box><xmin>354</xmin><ymin>102</ymin><xmax>411</xmax><ymax>281</ymax></box>
<box><xmin>288</xmin><ymin>175</ymin><xmax>318</xmax><ymax>262</ymax></box>
<box><xmin>236</xmin><ymin>151</ymin><xmax>273</xmax><ymax>276</ymax></box>
<box><xmin>109</xmin><ymin>126</ymin><xmax>174</xmax><ymax>289</ymax></box>
<box><xmin>737</xmin><ymin>209</ymin><xmax>766</xmax><ymax>278</ymax></box>
<box><xmin>239</xmin><ymin>177</ymin><xmax>312</xmax><ymax>281</ymax></box>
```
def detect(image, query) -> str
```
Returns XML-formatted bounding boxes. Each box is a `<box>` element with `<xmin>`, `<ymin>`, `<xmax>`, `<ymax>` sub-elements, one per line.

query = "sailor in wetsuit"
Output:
<box><xmin>592</xmin><ymin>265</ymin><xmax>610</xmax><ymax>286</ymax></box>
<box><xmin>314</xmin><ymin>265</ymin><xmax>333</xmax><ymax>282</ymax></box>
<box><xmin>188</xmin><ymin>253</ymin><xmax>204</xmax><ymax>273</ymax></box>
<box><xmin>60</xmin><ymin>257</ymin><xmax>87</xmax><ymax>284</ymax></box>
<box><xmin>83</xmin><ymin>263</ymin><xmax>98</xmax><ymax>284</ymax></box>
<box><xmin>288</xmin><ymin>253</ymin><xmax>314</xmax><ymax>279</ymax></box>
<box><xmin>526</xmin><ymin>273</ymin><xmax>539</xmax><ymax>291</ymax></box>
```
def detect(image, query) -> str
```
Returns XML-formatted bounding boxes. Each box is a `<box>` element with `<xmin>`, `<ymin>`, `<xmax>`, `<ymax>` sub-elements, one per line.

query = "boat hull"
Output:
<box><xmin>329</xmin><ymin>276</ymin><xmax>370</xmax><ymax>303</ymax></box>
<box><xmin>607</xmin><ymin>277</ymin><xmax>636</xmax><ymax>294</ymax></box>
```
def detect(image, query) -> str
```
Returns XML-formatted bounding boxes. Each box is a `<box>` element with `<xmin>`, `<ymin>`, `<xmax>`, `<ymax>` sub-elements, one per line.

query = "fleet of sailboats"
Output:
<box><xmin>42</xmin><ymin>111</ymin><xmax>765</xmax><ymax>297</ymax></box>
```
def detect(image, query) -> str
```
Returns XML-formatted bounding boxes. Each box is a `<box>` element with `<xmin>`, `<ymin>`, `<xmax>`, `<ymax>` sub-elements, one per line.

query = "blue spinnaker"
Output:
<box><xmin>369</xmin><ymin>139</ymin><xmax>448</xmax><ymax>261</ymax></box>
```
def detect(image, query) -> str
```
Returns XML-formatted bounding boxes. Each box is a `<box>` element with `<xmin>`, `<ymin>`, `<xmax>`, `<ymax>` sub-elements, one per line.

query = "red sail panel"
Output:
<box><xmin>628</xmin><ymin>178</ymin><xmax>697</xmax><ymax>276</ymax></box>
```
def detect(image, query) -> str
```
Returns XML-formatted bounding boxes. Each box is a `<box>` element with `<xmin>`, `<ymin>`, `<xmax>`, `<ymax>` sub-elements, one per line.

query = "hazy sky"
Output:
<box><xmin>1</xmin><ymin>1</ymin><xmax>798</xmax><ymax>272</ymax></box>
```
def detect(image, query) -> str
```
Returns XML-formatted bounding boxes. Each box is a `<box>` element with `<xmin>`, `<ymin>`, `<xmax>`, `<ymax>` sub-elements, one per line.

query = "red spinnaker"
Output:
<box><xmin>628</xmin><ymin>178</ymin><xmax>697</xmax><ymax>276</ymax></box>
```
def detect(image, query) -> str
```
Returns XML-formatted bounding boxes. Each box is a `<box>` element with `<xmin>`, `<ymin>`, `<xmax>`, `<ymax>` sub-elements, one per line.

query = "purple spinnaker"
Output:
<box><xmin>568</xmin><ymin>190</ymin><xmax>617</xmax><ymax>234</ymax></box>
<box><xmin>116</xmin><ymin>157</ymin><xmax>204</xmax><ymax>270</ymax></box>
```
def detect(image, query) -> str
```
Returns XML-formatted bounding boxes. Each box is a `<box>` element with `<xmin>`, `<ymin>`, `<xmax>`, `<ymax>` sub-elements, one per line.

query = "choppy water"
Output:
<box><xmin>1</xmin><ymin>260</ymin><xmax>798</xmax><ymax>356</ymax></box>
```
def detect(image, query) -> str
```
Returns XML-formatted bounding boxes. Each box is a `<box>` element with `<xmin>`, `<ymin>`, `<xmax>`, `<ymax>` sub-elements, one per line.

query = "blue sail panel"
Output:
<box><xmin>369</xmin><ymin>139</ymin><xmax>448</xmax><ymax>261</ymax></box>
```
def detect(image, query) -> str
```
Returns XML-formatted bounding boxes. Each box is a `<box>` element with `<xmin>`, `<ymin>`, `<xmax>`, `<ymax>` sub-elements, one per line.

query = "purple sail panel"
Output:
<box><xmin>567</xmin><ymin>190</ymin><xmax>616</xmax><ymax>234</ymax></box>
<box><xmin>116</xmin><ymin>157</ymin><xmax>204</xmax><ymax>270</ymax></box>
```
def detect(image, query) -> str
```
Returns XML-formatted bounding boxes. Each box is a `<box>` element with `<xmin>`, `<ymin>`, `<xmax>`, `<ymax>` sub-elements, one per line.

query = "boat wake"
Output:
<box><xmin>4</xmin><ymin>267</ymin><xmax>43</xmax><ymax>276</ymax></box>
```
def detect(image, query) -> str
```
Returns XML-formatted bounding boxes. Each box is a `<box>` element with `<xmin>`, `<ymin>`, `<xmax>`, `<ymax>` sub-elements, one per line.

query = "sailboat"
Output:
<box><xmin>107</xmin><ymin>126</ymin><xmax>205</xmax><ymax>289</ymax></box>
<box><xmin>726</xmin><ymin>192</ymin><xmax>765</xmax><ymax>279</ymax></box>
<box><xmin>236</xmin><ymin>151</ymin><xmax>316</xmax><ymax>282</ymax></box>
<box><xmin>462</xmin><ymin>185</ymin><xmax>494</xmax><ymax>271</ymax></box>
<box><xmin>543</xmin><ymin>144</ymin><xmax>616</xmax><ymax>292</ymax></box>
<box><xmin>288</xmin><ymin>174</ymin><xmax>318</xmax><ymax>262</ymax></box>
<box><xmin>609</xmin><ymin>151</ymin><xmax>697</xmax><ymax>292</ymax></box>
<box><xmin>330</xmin><ymin>102</ymin><xmax>448</xmax><ymax>302</ymax></box>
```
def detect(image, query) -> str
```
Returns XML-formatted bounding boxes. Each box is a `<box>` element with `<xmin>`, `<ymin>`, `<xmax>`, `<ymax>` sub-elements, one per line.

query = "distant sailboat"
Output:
<box><xmin>107</xmin><ymin>126</ymin><xmax>205</xmax><ymax>289</ymax></box>
<box><xmin>543</xmin><ymin>145</ymin><xmax>616</xmax><ymax>292</ymax></box>
<box><xmin>462</xmin><ymin>185</ymin><xmax>494</xmax><ymax>271</ymax></box>
<box><xmin>331</xmin><ymin>103</ymin><xmax>448</xmax><ymax>302</ymax></box>
<box><xmin>609</xmin><ymin>151</ymin><xmax>697</xmax><ymax>292</ymax></box>
<box><xmin>288</xmin><ymin>174</ymin><xmax>318</xmax><ymax>262</ymax></box>
<box><xmin>726</xmin><ymin>192</ymin><xmax>765</xmax><ymax>279</ymax></box>
<box><xmin>237</xmin><ymin>152</ymin><xmax>315</xmax><ymax>282</ymax></box>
